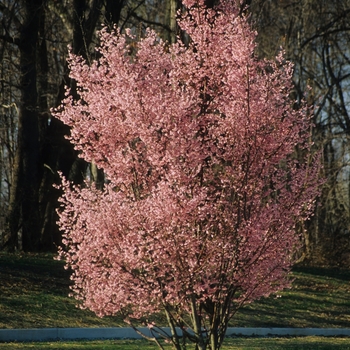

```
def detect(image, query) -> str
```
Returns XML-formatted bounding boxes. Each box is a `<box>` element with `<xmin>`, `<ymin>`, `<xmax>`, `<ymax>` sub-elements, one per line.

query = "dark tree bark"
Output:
<box><xmin>105</xmin><ymin>0</ymin><xmax>125</xmax><ymax>26</ymax></box>
<box><xmin>19</xmin><ymin>0</ymin><xmax>43</xmax><ymax>251</ymax></box>
<box><xmin>36</xmin><ymin>0</ymin><xmax>126</xmax><ymax>251</ymax></box>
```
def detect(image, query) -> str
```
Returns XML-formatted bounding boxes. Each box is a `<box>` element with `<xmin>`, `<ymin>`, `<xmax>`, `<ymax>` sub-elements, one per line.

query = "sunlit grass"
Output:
<box><xmin>230</xmin><ymin>267</ymin><xmax>350</xmax><ymax>328</ymax></box>
<box><xmin>2</xmin><ymin>337</ymin><xmax>350</xmax><ymax>350</ymax></box>
<box><xmin>1</xmin><ymin>253</ymin><xmax>350</xmax><ymax>329</ymax></box>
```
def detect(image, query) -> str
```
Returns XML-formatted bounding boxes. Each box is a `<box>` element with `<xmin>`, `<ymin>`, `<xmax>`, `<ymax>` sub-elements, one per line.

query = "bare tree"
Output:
<box><xmin>250</xmin><ymin>0</ymin><xmax>350</xmax><ymax>265</ymax></box>
<box><xmin>0</xmin><ymin>0</ymin><xmax>180</xmax><ymax>251</ymax></box>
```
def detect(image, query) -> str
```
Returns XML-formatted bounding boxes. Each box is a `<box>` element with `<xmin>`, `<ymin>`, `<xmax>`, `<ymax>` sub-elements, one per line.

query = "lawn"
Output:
<box><xmin>0</xmin><ymin>253</ymin><xmax>124</xmax><ymax>328</ymax></box>
<box><xmin>230</xmin><ymin>266</ymin><xmax>350</xmax><ymax>328</ymax></box>
<box><xmin>1</xmin><ymin>252</ymin><xmax>349</xmax><ymax>329</ymax></box>
<box><xmin>0</xmin><ymin>252</ymin><xmax>350</xmax><ymax>349</ymax></box>
<box><xmin>2</xmin><ymin>337</ymin><xmax>350</xmax><ymax>349</ymax></box>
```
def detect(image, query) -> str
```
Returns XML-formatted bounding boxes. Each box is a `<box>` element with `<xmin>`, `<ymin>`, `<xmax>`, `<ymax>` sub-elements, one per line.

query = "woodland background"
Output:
<box><xmin>0</xmin><ymin>0</ymin><xmax>349</xmax><ymax>266</ymax></box>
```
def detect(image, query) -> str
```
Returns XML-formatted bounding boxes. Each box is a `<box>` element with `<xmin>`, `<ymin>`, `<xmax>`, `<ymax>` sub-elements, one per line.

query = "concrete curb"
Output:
<box><xmin>1</xmin><ymin>327</ymin><xmax>350</xmax><ymax>342</ymax></box>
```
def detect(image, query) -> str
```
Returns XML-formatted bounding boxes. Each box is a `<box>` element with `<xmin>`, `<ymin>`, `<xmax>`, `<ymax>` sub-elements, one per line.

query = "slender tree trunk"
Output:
<box><xmin>2</xmin><ymin>143</ymin><xmax>22</xmax><ymax>251</ymax></box>
<box><xmin>190</xmin><ymin>296</ymin><xmax>206</xmax><ymax>350</ymax></box>
<box><xmin>166</xmin><ymin>0</ymin><xmax>178</xmax><ymax>44</ymax></box>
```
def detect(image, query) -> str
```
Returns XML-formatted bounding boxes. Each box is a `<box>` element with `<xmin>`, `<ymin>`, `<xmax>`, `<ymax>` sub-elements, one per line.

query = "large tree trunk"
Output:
<box><xmin>3</xmin><ymin>0</ymin><xmax>43</xmax><ymax>251</ymax></box>
<box><xmin>36</xmin><ymin>0</ymin><xmax>125</xmax><ymax>251</ymax></box>
<box><xmin>19</xmin><ymin>0</ymin><xmax>42</xmax><ymax>251</ymax></box>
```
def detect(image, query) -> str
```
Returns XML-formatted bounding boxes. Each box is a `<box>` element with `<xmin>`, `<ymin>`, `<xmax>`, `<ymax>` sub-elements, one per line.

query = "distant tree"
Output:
<box><xmin>0</xmin><ymin>0</ymin><xmax>181</xmax><ymax>252</ymax></box>
<box><xmin>53</xmin><ymin>0</ymin><xmax>321</xmax><ymax>349</ymax></box>
<box><xmin>249</xmin><ymin>0</ymin><xmax>350</xmax><ymax>265</ymax></box>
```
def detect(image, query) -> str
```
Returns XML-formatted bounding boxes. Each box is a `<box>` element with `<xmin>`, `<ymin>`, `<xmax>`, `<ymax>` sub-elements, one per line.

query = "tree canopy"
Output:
<box><xmin>53</xmin><ymin>1</ymin><xmax>322</xmax><ymax>349</ymax></box>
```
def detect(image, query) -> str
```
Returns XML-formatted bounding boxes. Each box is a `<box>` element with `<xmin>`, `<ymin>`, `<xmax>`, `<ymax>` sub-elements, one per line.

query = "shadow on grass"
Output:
<box><xmin>1</xmin><ymin>253</ymin><xmax>350</xmax><ymax>330</ymax></box>
<box><xmin>293</xmin><ymin>265</ymin><xmax>350</xmax><ymax>282</ymax></box>
<box><xmin>230</xmin><ymin>265</ymin><xmax>350</xmax><ymax>328</ymax></box>
<box><xmin>0</xmin><ymin>253</ymin><xmax>125</xmax><ymax>329</ymax></box>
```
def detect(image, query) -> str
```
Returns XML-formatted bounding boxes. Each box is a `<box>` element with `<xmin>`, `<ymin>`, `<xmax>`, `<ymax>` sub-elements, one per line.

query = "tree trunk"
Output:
<box><xmin>3</xmin><ymin>0</ymin><xmax>43</xmax><ymax>251</ymax></box>
<box><xmin>2</xmin><ymin>143</ymin><xmax>22</xmax><ymax>251</ymax></box>
<box><xmin>19</xmin><ymin>0</ymin><xmax>43</xmax><ymax>251</ymax></box>
<box><xmin>36</xmin><ymin>0</ymin><xmax>126</xmax><ymax>250</ymax></box>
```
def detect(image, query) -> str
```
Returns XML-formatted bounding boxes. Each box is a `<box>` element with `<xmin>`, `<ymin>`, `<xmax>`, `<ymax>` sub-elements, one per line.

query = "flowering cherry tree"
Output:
<box><xmin>53</xmin><ymin>1</ymin><xmax>321</xmax><ymax>349</ymax></box>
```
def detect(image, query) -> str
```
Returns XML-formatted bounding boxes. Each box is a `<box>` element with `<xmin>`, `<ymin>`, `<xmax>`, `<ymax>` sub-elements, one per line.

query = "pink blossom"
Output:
<box><xmin>52</xmin><ymin>1</ymin><xmax>322</xmax><ymax>349</ymax></box>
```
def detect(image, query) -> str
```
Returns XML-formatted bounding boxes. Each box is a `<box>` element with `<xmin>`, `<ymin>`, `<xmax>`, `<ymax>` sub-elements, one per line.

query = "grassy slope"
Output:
<box><xmin>231</xmin><ymin>266</ymin><xmax>350</xmax><ymax>328</ymax></box>
<box><xmin>0</xmin><ymin>252</ymin><xmax>350</xmax><ymax>329</ymax></box>
<box><xmin>0</xmin><ymin>253</ymin><xmax>123</xmax><ymax>328</ymax></box>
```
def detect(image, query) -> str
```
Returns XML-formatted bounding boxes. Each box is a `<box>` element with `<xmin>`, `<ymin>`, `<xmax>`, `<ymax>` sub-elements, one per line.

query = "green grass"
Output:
<box><xmin>0</xmin><ymin>253</ymin><xmax>123</xmax><ymax>328</ymax></box>
<box><xmin>0</xmin><ymin>252</ymin><xmax>350</xmax><ymax>329</ymax></box>
<box><xmin>230</xmin><ymin>266</ymin><xmax>350</xmax><ymax>328</ymax></box>
<box><xmin>2</xmin><ymin>337</ymin><xmax>350</xmax><ymax>349</ymax></box>
<box><xmin>1</xmin><ymin>253</ymin><xmax>350</xmax><ymax>349</ymax></box>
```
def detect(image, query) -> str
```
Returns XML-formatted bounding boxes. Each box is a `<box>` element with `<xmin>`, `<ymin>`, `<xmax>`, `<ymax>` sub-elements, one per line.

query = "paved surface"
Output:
<box><xmin>1</xmin><ymin>327</ymin><xmax>350</xmax><ymax>342</ymax></box>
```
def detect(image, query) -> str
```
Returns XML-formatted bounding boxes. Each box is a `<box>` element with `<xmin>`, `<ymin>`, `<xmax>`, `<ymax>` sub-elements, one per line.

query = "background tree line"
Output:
<box><xmin>0</xmin><ymin>0</ymin><xmax>349</xmax><ymax>266</ymax></box>
<box><xmin>0</xmin><ymin>0</ymin><xmax>178</xmax><ymax>252</ymax></box>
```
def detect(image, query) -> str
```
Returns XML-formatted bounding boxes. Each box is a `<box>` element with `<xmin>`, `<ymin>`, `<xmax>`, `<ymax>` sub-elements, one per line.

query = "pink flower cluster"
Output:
<box><xmin>53</xmin><ymin>0</ymin><xmax>321</xmax><ymax>345</ymax></box>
